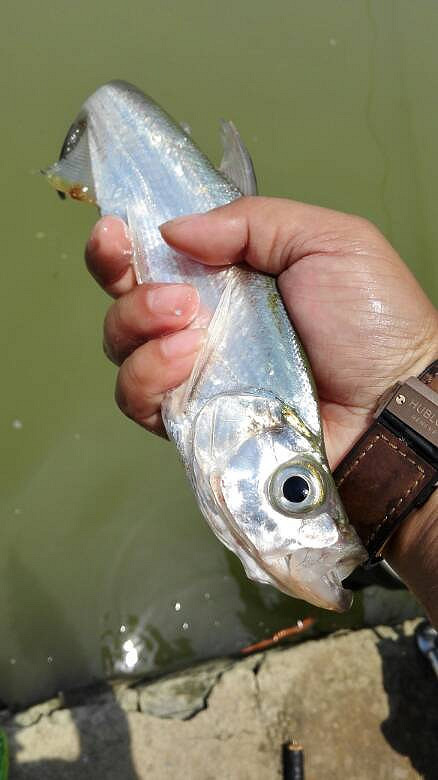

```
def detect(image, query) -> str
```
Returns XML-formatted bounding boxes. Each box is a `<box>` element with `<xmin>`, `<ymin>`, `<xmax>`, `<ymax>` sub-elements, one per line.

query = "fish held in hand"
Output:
<box><xmin>45</xmin><ymin>81</ymin><xmax>366</xmax><ymax>610</ymax></box>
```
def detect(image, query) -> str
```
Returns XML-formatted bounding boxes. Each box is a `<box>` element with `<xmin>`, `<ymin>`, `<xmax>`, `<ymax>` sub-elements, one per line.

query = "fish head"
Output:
<box><xmin>192</xmin><ymin>393</ymin><xmax>367</xmax><ymax>611</ymax></box>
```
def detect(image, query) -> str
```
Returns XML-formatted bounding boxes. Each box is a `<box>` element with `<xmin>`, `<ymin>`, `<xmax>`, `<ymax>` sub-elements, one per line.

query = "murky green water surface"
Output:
<box><xmin>2</xmin><ymin>0</ymin><xmax>437</xmax><ymax>707</ymax></box>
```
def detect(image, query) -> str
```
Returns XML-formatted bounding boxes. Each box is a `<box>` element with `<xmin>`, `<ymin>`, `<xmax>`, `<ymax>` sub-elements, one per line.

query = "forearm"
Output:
<box><xmin>386</xmin><ymin>491</ymin><xmax>438</xmax><ymax>627</ymax></box>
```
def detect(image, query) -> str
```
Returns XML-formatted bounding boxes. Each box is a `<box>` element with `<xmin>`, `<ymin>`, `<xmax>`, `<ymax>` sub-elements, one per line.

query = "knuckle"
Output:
<box><xmin>312</xmin><ymin>214</ymin><xmax>387</xmax><ymax>260</ymax></box>
<box><xmin>349</xmin><ymin>214</ymin><xmax>379</xmax><ymax>237</ymax></box>
<box><xmin>103</xmin><ymin>306</ymin><xmax>122</xmax><ymax>364</ymax></box>
<box><xmin>342</xmin><ymin>214</ymin><xmax>385</xmax><ymax>247</ymax></box>
<box><xmin>115</xmin><ymin>366</ymin><xmax>135</xmax><ymax>418</ymax></box>
<box><xmin>115</xmin><ymin>352</ymin><xmax>162</xmax><ymax>428</ymax></box>
<box><xmin>143</xmin><ymin>412</ymin><xmax>167</xmax><ymax>438</ymax></box>
<box><xmin>124</xmin><ymin>348</ymin><xmax>147</xmax><ymax>392</ymax></box>
<box><xmin>102</xmin><ymin>338</ymin><xmax>115</xmax><ymax>364</ymax></box>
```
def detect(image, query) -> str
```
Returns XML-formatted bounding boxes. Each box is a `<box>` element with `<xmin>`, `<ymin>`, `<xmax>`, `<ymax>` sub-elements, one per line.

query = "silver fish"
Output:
<box><xmin>45</xmin><ymin>81</ymin><xmax>366</xmax><ymax>610</ymax></box>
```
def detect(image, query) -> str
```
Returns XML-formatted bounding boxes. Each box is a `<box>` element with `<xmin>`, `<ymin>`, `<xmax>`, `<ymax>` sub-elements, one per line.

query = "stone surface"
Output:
<box><xmin>12</xmin><ymin>698</ymin><xmax>62</xmax><ymax>729</ymax></box>
<box><xmin>3</xmin><ymin>621</ymin><xmax>438</xmax><ymax>779</ymax></box>
<box><xmin>137</xmin><ymin>657</ymin><xmax>234</xmax><ymax>719</ymax></box>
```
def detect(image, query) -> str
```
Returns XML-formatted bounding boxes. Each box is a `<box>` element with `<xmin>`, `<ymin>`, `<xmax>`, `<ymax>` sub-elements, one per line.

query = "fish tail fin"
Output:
<box><xmin>43</xmin><ymin>114</ymin><xmax>96</xmax><ymax>204</ymax></box>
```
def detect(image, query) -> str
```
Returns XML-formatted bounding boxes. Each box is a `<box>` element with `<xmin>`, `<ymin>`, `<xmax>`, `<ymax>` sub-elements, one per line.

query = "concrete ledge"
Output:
<box><xmin>2</xmin><ymin>620</ymin><xmax>437</xmax><ymax>779</ymax></box>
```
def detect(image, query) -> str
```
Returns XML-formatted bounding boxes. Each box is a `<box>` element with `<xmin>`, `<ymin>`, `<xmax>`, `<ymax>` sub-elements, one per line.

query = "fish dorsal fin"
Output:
<box><xmin>219</xmin><ymin>120</ymin><xmax>258</xmax><ymax>196</ymax></box>
<box><xmin>44</xmin><ymin>115</ymin><xmax>96</xmax><ymax>204</ymax></box>
<box><xmin>180</xmin><ymin>121</ymin><xmax>192</xmax><ymax>136</ymax></box>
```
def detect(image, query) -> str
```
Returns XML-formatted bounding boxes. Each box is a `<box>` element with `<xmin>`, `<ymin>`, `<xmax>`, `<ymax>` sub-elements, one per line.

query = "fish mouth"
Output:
<box><xmin>302</xmin><ymin>546</ymin><xmax>366</xmax><ymax>612</ymax></box>
<box><xmin>233</xmin><ymin>521</ymin><xmax>368</xmax><ymax>612</ymax></box>
<box><xmin>259</xmin><ymin>542</ymin><xmax>367</xmax><ymax>612</ymax></box>
<box><xmin>332</xmin><ymin>551</ymin><xmax>364</xmax><ymax>583</ymax></box>
<box><xmin>290</xmin><ymin>556</ymin><xmax>354</xmax><ymax>612</ymax></box>
<box><xmin>323</xmin><ymin>562</ymin><xmax>355</xmax><ymax>612</ymax></box>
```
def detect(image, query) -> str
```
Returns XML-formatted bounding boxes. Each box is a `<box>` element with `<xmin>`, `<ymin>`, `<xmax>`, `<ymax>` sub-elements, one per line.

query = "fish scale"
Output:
<box><xmin>45</xmin><ymin>80</ymin><xmax>366</xmax><ymax>610</ymax></box>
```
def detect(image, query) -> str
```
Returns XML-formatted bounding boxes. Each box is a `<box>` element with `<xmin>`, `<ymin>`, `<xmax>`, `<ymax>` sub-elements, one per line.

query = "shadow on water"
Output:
<box><xmin>376</xmin><ymin>628</ymin><xmax>438</xmax><ymax>780</ymax></box>
<box><xmin>2</xmin><ymin>551</ymin><xmax>139</xmax><ymax>779</ymax></box>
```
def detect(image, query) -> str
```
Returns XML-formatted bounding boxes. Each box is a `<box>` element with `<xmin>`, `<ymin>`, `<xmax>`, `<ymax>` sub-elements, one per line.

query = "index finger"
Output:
<box><xmin>85</xmin><ymin>215</ymin><xmax>136</xmax><ymax>298</ymax></box>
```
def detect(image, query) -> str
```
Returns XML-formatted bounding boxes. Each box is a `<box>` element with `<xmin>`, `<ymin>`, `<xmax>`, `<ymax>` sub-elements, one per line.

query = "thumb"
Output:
<box><xmin>159</xmin><ymin>196</ymin><xmax>381</xmax><ymax>274</ymax></box>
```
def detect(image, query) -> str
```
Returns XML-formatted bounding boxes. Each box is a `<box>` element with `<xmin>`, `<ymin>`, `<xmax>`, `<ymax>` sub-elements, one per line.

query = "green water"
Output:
<box><xmin>2</xmin><ymin>0</ymin><xmax>437</xmax><ymax>708</ymax></box>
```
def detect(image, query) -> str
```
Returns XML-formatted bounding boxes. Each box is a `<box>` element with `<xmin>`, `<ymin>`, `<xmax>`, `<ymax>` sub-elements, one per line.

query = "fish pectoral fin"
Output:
<box><xmin>126</xmin><ymin>203</ymin><xmax>153</xmax><ymax>285</ymax></box>
<box><xmin>43</xmin><ymin>114</ymin><xmax>96</xmax><ymax>204</ymax></box>
<box><xmin>219</xmin><ymin>120</ymin><xmax>258</xmax><ymax>196</ymax></box>
<box><xmin>173</xmin><ymin>270</ymin><xmax>238</xmax><ymax>415</ymax></box>
<box><xmin>192</xmin><ymin>391</ymin><xmax>288</xmax><ymax>473</ymax></box>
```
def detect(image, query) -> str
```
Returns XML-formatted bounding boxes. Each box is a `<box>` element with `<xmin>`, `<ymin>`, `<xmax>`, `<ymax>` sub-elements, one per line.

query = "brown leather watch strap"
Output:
<box><xmin>420</xmin><ymin>359</ymin><xmax>438</xmax><ymax>392</ymax></box>
<box><xmin>334</xmin><ymin>361</ymin><xmax>438</xmax><ymax>564</ymax></box>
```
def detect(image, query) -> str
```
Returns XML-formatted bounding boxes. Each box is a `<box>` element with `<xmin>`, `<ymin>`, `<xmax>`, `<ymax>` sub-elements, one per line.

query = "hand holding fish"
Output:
<box><xmin>86</xmin><ymin>196</ymin><xmax>438</xmax><ymax>622</ymax></box>
<box><xmin>46</xmin><ymin>82</ymin><xmax>437</xmax><ymax>614</ymax></box>
<box><xmin>87</xmin><ymin>196</ymin><xmax>438</xmax><ymax>466</ymax></box>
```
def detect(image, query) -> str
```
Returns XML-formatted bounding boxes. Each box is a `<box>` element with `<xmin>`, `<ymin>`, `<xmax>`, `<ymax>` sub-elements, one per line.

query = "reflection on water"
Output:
<box><xmin>101</xmin><ymin>616</ymin><xmax>194</xmax><ymax>678</ymax></box>
<box><xmin>2</xmin><ymin>0</ymin><xmax>437</xmax><ymax>707</ymax></box>
<box><xmin>97</xmin><ymin>548</ymin><xmax>363</xmax><ymax>683</ymax></box>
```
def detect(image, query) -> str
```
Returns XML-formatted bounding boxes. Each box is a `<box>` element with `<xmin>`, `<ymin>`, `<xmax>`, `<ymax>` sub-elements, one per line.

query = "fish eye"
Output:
<box><xmin>282</xmin><ymin>475</ymin><xmax>310</xmax><ymax>503</ymax></box>
<box><xmin>268</xmin><ymin>460</ymin><xmax>325</xmax><ymax>515</ymax></box>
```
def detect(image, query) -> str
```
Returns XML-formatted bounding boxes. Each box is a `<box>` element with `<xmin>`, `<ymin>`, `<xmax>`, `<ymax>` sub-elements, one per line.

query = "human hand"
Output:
<box><xmin>85</xmin><ymin>197</ymin><xmax>438</xmax><ymax>469</ymax></box>
<box><xmin>86</xmin><ymin>197</ymin><xmax>438</xmax><ymax>623</ymax></box>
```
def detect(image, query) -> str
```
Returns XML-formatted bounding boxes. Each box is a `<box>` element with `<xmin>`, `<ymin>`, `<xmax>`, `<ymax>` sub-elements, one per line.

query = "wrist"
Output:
<box><xmin>385</xmin><ymin>491</ymin><xmax>438</xmax><ymax>627</ymax></box>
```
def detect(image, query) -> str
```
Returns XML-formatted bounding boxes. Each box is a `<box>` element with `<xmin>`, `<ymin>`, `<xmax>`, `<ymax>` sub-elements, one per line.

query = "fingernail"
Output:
<box><xmin>86</xmin><ymin>216</ymin><xmax>131</xmax><ymax>255</ymax></box>
<box><xmin>147</xmin><ymin>284</ymin><xmax>199</xmax><ymax>317</ymax></box>
<box><xmin>112</xmin><ymin>217</ymin><xmax>133</xmax><ymax>257</ymax></box>
<box><xmin>86</xmin><ymin>222</ymin><xmax>100</xmax><ymax>254</ymax></box>
<box><xmin>159</xmin><ymin>213</ymin><xmax>203</xmax><ymax>231</ymax></box>
<box><xmin>160</xmin><ymin>328</ymin><xmax>206</xmax><ymax>359</ymax></box>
